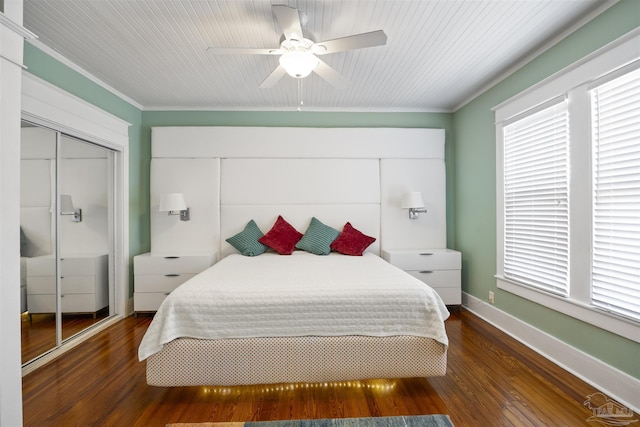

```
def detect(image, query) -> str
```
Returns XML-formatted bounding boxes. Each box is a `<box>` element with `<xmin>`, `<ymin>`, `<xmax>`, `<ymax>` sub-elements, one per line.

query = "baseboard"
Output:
<box><xmin>462</xmin><ymin>292</ymin><xmax>639</xmax><ymax>413</ymax></box>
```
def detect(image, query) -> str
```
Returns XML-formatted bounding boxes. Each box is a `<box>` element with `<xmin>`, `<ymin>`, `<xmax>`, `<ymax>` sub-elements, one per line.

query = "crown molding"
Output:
<box><xmin>0</xmin><ymin>12</ymin><xmax>37</xmax><ymax>39</ymax></box>
<box><xmin>27</xmin><ymin>39</ymin><xmax>144</xmax><ymax>110</ymax></box>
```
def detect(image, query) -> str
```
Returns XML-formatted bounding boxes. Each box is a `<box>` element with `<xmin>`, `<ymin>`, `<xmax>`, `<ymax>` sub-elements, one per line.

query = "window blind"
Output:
<box><xmin>503</xmin><ymin>101</ymin><xmax>569</xmax><ymax>296</ymax></box>
<box><xmin>590</xmin><ymin>67</ymin><xmax>640</xmax><ymax>322</ymax></box>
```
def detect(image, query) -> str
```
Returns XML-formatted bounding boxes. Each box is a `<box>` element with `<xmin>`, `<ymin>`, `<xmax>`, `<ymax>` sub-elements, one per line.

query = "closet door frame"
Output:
<box><xmin>21</xmin><ymin>72</ymin><xmax>130</xmax><ymax>375</ymax></box>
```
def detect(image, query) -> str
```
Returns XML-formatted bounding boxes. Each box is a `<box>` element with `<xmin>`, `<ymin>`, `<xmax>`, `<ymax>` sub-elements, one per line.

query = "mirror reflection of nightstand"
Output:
<box><xmin>26</xmin><ymin>253</ymin><xmax>108</xmax><ymax>318</ymax></box>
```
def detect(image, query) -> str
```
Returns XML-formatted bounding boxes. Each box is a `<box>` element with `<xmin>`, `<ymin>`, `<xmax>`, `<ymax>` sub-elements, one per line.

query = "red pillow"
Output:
<box><xmin>258</xmin><ymin>215</ymin><xmax>303</xmax><ymax>255</ymax></box>
<box><xmin>330</xmin><ymin>222</ymin><xmax>376</xmax><ymax>256</ymax></box>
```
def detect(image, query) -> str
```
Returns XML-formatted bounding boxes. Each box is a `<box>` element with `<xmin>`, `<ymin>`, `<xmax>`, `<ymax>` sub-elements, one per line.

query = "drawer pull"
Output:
<box><xmin>164</xmin><ymin>292</ymin><xmax>171</xmax><ymax>296</ymax></box>
<box><xmin>164</xmin><ymin>256</ymin><xmax>180</xmax><ymax>259</ymax></box>
<box><xmin>165</xmin><ymin>274</ymin><xmax>180</xmax><ymax>277</ymax></box>
<box><xmin>419</xmin><ymin>252</ymin><xmax>434</xmax><ymax>256</ymax></box>
<box><xmin>419</xmin><ymin>270</ymin><xmax>434</xmax><ymax>274</ymax></box>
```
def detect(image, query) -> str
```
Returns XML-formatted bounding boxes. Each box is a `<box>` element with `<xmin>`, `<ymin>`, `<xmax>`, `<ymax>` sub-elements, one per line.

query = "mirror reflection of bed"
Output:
<box><xmin>20</xmin><ymin>121</ymin><xmax>114</xmax><ymax>365</ymax></box>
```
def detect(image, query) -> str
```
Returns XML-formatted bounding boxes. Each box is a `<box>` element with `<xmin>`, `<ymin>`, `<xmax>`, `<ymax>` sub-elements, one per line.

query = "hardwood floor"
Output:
<box><xmin>20</xmin><ymin>310</ymin><xmax>109</xmax><ymax>364</ymax></box>
<box><xmin>22</xmin><ymin>308</ymin><xmax>635</xmax><ymax>427</ymax></box>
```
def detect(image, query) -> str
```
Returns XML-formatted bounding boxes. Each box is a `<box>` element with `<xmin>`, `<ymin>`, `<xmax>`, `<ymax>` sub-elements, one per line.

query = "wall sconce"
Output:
<box><xmin>159</xmin><ymin>193</ymin><xmax>190</xmax><ymax>221</ymax></box>
<box><xmin>400</xmin><ymin>192</ymin><xmax>427</xmax><ymax>220</ymax></box>
<box><xmin>60</xmin><ymin>195</ymin><xmax>82</xmax><ymax>222</ymax></box>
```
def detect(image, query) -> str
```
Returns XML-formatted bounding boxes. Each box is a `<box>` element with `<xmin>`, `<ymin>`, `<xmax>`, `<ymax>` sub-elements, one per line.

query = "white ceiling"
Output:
<box><xmin>23</xmin><ymin>0</ymin><xmax>609</xmax><ymax>112</ymax></box>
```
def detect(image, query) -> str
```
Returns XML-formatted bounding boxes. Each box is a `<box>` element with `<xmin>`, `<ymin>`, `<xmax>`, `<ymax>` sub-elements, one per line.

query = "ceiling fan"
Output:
<box><xmin>207</xmin><ymin>4</ymin><xmax>387</xmax><ymax>89</ymax></box>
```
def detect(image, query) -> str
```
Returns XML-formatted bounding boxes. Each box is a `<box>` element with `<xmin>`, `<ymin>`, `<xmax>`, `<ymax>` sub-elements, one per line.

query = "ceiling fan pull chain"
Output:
<box><xmin>297</xmin><ymin>78</ymin><xmax>304</xmax><ymax>111</ymax></box>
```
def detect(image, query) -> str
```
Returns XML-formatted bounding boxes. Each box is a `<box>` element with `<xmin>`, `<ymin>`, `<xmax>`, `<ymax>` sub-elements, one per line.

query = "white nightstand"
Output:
<box><xmin>382</xmin><ymin>249</ymin><xmax>461</xmax><ymax>305</ymax></box>
<box><xmin>133</xmin><ymin>252</ymin><xmax>216</xmax><ymax>313</ymax></box>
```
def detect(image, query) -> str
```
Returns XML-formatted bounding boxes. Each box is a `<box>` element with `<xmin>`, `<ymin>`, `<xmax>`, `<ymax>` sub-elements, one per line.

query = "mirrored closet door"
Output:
<box><xmin>20</xmin><ymin>120</ymin><xmax>116</xmax><ymax>365</ymax></box>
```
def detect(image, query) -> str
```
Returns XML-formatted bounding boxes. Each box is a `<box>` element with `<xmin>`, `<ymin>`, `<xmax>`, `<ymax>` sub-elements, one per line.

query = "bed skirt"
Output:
<box><xmin>146</xmin><ymin>335</ymin><xmax>447</xmax><ymax>387</ymax></box>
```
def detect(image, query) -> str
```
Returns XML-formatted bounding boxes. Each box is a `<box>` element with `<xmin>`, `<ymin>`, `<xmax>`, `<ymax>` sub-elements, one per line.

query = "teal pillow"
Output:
<box><xmin>295</xmin><ymin>217</ymin><xmax>340</xmax><ymax>255</ymax></box>
<box><xmin>225</xmin><ymin>220</ymin><xmax>267</xmax><ymax>256</ymax></box>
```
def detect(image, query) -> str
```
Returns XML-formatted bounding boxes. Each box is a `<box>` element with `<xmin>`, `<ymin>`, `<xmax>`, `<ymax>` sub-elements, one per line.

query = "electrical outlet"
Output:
<box><xmin>489</xmin><ymin>291</ymin><xmax>495</xmax><ymax>304</ymax></box>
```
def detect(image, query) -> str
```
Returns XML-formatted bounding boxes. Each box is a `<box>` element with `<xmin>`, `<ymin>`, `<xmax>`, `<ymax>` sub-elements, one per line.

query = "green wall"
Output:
<box><xmin>452</xmin><ymin>0</ymin><xmax>640</xmax><ymax>378</ymax></box>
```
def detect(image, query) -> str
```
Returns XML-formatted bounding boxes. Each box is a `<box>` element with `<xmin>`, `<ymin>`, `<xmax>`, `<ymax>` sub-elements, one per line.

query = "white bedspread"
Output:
<box><xmin>139</xmin><ymin>252</ymin><xmax>450</xmax><ymax>361</ymax></box>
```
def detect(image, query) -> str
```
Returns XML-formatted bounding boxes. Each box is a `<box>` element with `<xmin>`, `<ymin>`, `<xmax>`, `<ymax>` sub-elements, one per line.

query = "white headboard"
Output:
<box><xmin>219</xmin><ymin>158</ymin><xmax>381</xmax><ymax>258</ymax></box>
<box><xmin>150</xmin><ymin>127</ymin><xmax>446</xmax><ymax>259</ymax></box>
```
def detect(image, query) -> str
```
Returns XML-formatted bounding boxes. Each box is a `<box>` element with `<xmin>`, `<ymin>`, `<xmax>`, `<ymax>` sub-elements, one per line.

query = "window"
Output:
<box><xmin>590</xmin><ymin>68</ymin><xmax>640</xmax><ymax>322</ymax></box>
<box><xmin>494</xmin><ymin>31</ymin><xmax>639</xmax><ymax>342</ymax></box>
<box><xmin>503</xmin><ymin>100</ymin><xmax>569</xmax><ymax>296</ymax></box>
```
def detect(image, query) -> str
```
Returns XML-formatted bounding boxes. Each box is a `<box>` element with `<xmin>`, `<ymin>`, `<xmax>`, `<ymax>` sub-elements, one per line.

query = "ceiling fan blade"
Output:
<box><xmin>313</xmin><ymin>59</ymin><xmax>349</xmax><ymax>89</ymax></box>
<box><xmin>313</xmin><ymin>30</ymin><xmax>387</xmax><ymax>55</ymax></box>
<box><xmin>259</xmin><ymin>65</ymin><xmax>287</xmax><ymax>88</ymax></box>
<box><xmin>206</xmin><ymin>47</ymin><xmax>281</xmax><ymax>55</ymax></box>
<box><xmin>272</xmin><ymin>5</ymin><xmax>304</xmax><ymax>41</ymax></box>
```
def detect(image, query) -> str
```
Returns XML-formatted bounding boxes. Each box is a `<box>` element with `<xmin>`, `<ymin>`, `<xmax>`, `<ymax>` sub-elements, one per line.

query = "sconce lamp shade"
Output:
<box><xmin>400</xmin><ymin>192</ymin><xmax>427</xmax><ymax>220</ymax></box>
<box><xmin>159</xmin><ymin>193</ymin><xmax>190</xmax><ymax>221</ymax></box>
<box><xmin>60</xmin><ymin>194</ymin><xmax>82</xmax><ymax>222</ymax></box>
<box><xmin>400</xmin><ymin>192</ymin><xmax>425</xmax><ymax>209</ymax></box>
<box><xmin>60</xmin><ymin>195</ymin><xmax>75</xmax><ymax>213</ymax></box>
<box><xmin>159</xmin><ymin>193</ymin><xmax>187</xmax><ymax>212</ymax></box>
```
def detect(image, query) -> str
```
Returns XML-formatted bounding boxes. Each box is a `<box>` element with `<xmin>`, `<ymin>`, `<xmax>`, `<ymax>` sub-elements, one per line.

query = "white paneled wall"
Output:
<box><xmin>151</xmin><ymin>127</ymin><xmax>447</xmax><ymax>257</ymax></box>
<box><xmin>220</xmin><ymin>158</ymin><xmax>380</xmax><ymax>205</ymax></box>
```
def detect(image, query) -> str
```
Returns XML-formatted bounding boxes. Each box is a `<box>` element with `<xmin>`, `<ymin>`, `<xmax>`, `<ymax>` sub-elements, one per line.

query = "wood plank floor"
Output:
<box><xmin>22</xmin><ymin>308</ymin><xmax>635</xmax><ymax>427</ymax></box>
<box><xmin>21</xmin><ymin>310</ymin><xmax>109</xmax><ymax>364</ymax></box>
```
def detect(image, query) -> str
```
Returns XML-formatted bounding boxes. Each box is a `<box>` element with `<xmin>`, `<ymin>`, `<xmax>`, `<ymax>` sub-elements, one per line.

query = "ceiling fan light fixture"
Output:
<box><xmin>279</xmin><ymin>51</ymin><xmax>319</xmax><ymax>78</ymax></box>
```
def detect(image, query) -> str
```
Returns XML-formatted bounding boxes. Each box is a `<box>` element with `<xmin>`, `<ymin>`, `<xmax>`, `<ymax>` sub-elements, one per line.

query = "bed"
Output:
<box><xmin>142</xmin><ymin>127</ymin><xmax>450</xmax><ymax>387</ymax></box>
<box><xmin>139</xmin><ymin>251</ymin><xmax>449</xmax><ymax>387</ymax></box>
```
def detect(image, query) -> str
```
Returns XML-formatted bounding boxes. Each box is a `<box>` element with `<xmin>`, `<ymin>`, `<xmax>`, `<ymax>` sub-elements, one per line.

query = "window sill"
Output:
<box><xmin>496</xmin><ymin>276</ymin><xmax>639</xmax><ymax>343</ymax></box>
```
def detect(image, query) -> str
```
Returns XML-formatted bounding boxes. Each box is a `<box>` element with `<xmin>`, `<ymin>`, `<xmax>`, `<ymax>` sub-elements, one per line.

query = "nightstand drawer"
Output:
<box><xmin>134</xmin><ymin>292</ymin><xmax>172</xmax><ymax>312</ymax></box>
<box><xmin>134</xmin><ymin>273</ymin><xmax>197</xmax><ymax>293</ymax></box>
<box><xmin>60</xmin><ymin>256</ymin><xmax>102</xmax><ymax>275</ymax></box>
<box><xmin>27</xmin><ymin>294</ymin><xmax>56</xmax><ymax>313</ymax></box>
<box><xmin>61</xmin><ymin>293</ymin><xmax>106</xmax><ymax>313</ymax></box>
<box><xmin>406</xmin><ymin>270</ymin><xmax>461</xmax><ymax>289</ymax></box>
<box><xmin>134</xmin><ymin>253</ymin><xmax>215</xmax><ymax>274</ymax></box>
<box><xmin>60</xmin><ymin>275</ymin><xmax>101</xmax><ymax>294</ymax></box>
<box><xmin>26</xmin><ymin>276</ymin><xmax>55</xmax><ymax>294</ymax></box>
<box><xmin>26</xmin><ymin>256</ymin><xmax>55</xmax><ymax>276</ymax></box>
<box><xmin>432</xmin><ymin>287</ymin><xmax>462</xmax><ymax>305</ymax></box>
<box><xmin>27</xmin><ymin>255</ymin><xmax>107</xmax><ymax>276</ymax></box>
<box><xmin>27</xmin><ymin>289</ymin><xmax>107</xmax><ymax>313</ymax></box>
<box><xmin>383</xmin><ymin>249</ymin><xmax>460</xmax><ymax>270</ymax></box>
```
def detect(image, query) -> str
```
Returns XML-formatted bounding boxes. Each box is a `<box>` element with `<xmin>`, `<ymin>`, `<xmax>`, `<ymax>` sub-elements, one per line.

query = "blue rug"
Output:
<box><xmin>245</xmin><ymin>415</ymin><xmax>453</xmax><ymax>427</ymax></box>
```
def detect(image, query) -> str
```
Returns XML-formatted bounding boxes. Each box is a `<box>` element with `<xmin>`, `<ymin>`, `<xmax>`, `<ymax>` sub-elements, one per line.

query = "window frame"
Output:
<box><xmin>494</xmin><ymin>30</ymin><xmax>640</xmax><ymax>343</ymax></box>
